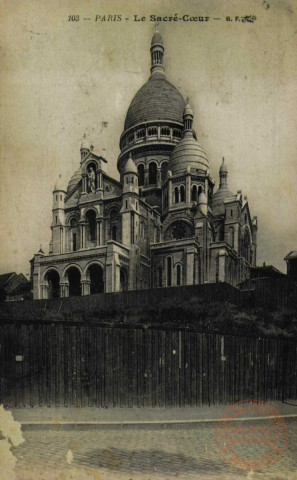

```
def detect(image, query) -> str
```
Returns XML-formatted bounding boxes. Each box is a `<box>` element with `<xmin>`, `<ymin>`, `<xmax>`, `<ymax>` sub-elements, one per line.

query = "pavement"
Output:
<box><xmin>3</xmin><ymin>403</ymin><xmax>297</xmax><ymax>480</ymax></box>
<box><xmin>9</xmin><ymin>401</ymin><xmax>297</xmax><ymax>425</ymax></box>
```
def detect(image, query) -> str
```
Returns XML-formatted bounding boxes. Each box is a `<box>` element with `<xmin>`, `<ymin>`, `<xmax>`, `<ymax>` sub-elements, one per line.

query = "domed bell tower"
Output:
<box><xmin>117</xmin><ymin>30</ymin><xmax>185</xmax><ymax>210</ymax></box>
<box><xmin>121</xmin><ymin>154</ymin><xmax>140</xmax><ymax>247</ymax></box>
<box><xmin>51</xmin><ymin>174</ymin><xmax>67</xmax><ymax>255</ymax></box>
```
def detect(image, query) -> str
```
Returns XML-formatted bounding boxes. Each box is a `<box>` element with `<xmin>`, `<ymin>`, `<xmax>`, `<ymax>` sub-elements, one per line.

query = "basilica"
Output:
<box><xmin>32</xmin><ymin>32</ymin><xmax>258</xmax><ymax>299</ymax></box>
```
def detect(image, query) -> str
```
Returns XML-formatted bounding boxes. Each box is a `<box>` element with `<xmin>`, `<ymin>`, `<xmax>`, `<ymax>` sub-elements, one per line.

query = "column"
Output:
<box><xmin>96</xmin><ymin>221</ymin><xmax>100</xmax><ymax>246</ymax></box>
<box><xmin>168</xmin><ymin>178</ymin><xmax>172</xmax><ymax>208</ymax></box>
<box><xmin>64</xmin><ymin>283</ymin><xmax>69</xmax><ymax>298</ymax></box>
<box><xmin>186</xmin><ymin>174</ymin><xmax>191</xmax><ymax>205</ymax></box>
<box><xmin>204</xmin><ymin>178</ymin><xmax>208</xmax><ymax>202</ymax></box>
<box><xmin>80</xmin><ymin>224</ymin><xmax>86</xmax><ymax>248</ymax></box>
<box><xmin>219</xmin><ymin>250</ymin><xmax>226</xmax><ymax>283</ymax></box>
<box><xmin>41</xmin><ymin>284</ymin><xmax>48</xmax><ymax>299</ymax></box>
<box><xmin>60</xmin><ymin>283</ymin><xmax>66</xmax><ymax>298</ymax></box>
<box><xmin>234</xmin><ymin>223</ymin><xmax>239</xmax><ymax>252</ymax></box>
<box><xmin>81</xmin><ymin>280</ymin><xmax>91</xmax><ymax>296</ymax></box>
<box><xmin>157</xmin><ymin>166</ymin><xmax>161</xmax><ymax>188</ymax></box>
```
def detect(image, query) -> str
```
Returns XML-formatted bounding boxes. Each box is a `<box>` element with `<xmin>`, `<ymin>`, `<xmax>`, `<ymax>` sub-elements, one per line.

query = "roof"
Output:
<box><xmin>183</xmin><ymin>101</ymin><xmax>193</xmax><ymax>117</ymax></box>
<box><xmin>123</xmin><ymin>155</ymin><xmax>138</xmax><ymax>174</ymax></box>
<box><xmin>168</xmin><ymin>131</ymin><xmax>209</xmax><ymax>175</ymax></box>
<box><xmin>151</xmin><ymin>31</ymin><xmax>163</xmax><ymax>46</ymax></box>
<box><xmin>219</xmin><ymin>158</ymin><xmax>228</xmax><ymax>174</ymax></box>
<box><xmin>67</xmin><ymin>168</ymin><xmax>82</xmax><ymax>193</ymax></box>
<box><xmin>0</xmin><ymin>272</ymin><xmax>16</xmax><ymax>288</ymax></box>
<box><xmin>124</xmin><ymin>74</ymin><xmax>185</xmax><ymax>131</ymax></box>
<box><xmin>250</xmin><ymin>265</ymin><xmax>286</xmax><ymax>279</ymax></box>
<box><xmin>284</xmin><ymin>251</ymin><xmax>297</xmax><ymax>261</ymax></box>
<box><xmin>54</xmin><ymin>174</ymin><xmax>66</xmax><ymax>192</ymax></box>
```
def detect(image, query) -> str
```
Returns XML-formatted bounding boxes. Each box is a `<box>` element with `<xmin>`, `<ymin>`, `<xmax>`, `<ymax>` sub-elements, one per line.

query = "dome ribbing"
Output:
<box><xmin>124</xmin><ymin>74</ymin><xmax>185</xmax><ymax>131</ymax></box>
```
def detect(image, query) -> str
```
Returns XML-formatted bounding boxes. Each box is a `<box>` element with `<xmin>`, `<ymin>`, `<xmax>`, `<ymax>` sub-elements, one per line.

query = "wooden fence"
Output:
<box><xmin>0</xmin><ymin>321</ymin><xmax>296</xmax><ymax>407</ymax></box>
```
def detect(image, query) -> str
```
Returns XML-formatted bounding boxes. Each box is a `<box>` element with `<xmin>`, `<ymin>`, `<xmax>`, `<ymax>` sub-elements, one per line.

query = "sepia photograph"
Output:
<box><xmin>0</xmin><ymin>0</ymin><xmax>297</xmax><ymax>479</ymax></box>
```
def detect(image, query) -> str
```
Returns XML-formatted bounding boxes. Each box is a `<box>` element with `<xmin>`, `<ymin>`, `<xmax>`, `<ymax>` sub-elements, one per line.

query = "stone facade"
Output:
<box><xmin>32</xmin><ymin>32</ymin><xmax>258</xmax><ymax>299</ymax></box>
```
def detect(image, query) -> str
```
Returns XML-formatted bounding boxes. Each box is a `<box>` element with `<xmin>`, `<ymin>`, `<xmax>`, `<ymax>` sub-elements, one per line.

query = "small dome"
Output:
<box><xmin>81</xmin><ymin>141</ymin><xmax>89</xmax><ymax>150</ymax></box>
<box><xmin>219</xmin><ymin>158</ymin><xmax>228</xmax><ymax>174</ymax></box>
<box><xmin>67</xmin><ymin>168</ymin><xmax>82</xmax><ymax>192</ymax></box>
<box><xmin>168</xmin><ymin>131</ymin><xmax>209</xmax><ymax>175</ymax></box>
<box><xmin>123</xmin><ymin>155</ymin><xmax>138</xmax><ymax>174</ymax></box>
<box><xmin>54</xmin><ymin>174</ymin><xmax>66</xmax><ymax>192</ymax></box>
<box><xmin>151</xmin><ymin>31</ymin><xmax>163</xmax><ymax>46</ymax></box>
<box><xmin>212</xmin><ymin>186</ymin><xmax>235</xmax><ymax>215</ymax></box>
<box><xmin>184</xmin><ymin>101</ymin><xmax>193</xmax><ymax>117</ymax></box>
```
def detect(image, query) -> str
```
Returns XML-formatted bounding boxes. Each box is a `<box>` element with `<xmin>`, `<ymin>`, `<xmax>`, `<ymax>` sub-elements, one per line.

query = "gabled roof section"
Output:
<box><xmin>0</xmin><ymin>272</ymin><xmax>16</xmax><ymax>288</ymax></box>
<box><xmin>284</xmin><ymin>251</ymin><xmax>297</xmax><ymax>261</ymax></box>
<box><xmin>81</xmin><ymin>150</ymin><xmax>108</xmax><ymax>166</ymax></box>
<box><xmin>102</xmin><ymin>172</ymin><xmax>122</xmax><ymax>188</ymax></box>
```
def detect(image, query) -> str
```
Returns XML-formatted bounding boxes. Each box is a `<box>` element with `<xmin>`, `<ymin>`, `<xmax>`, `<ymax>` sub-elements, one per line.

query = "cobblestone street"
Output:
<box><xmin>13</xmin><ymin>418</ymin><xmax>297</xmax><ymax>480</ymax></box>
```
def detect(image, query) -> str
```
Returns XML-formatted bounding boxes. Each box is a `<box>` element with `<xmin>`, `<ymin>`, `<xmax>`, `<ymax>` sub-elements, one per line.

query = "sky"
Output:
<box><xmin>0</xmin><ymin>0</ymin><xmax>296</xmax><ymax>276</ymax></box>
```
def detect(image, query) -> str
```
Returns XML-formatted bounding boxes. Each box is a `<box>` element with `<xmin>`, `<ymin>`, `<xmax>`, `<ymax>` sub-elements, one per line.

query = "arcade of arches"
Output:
<box><xmin>42</xmin><ymin>264</ymin><xmax>105</xmax><ymax>299</ymax></box>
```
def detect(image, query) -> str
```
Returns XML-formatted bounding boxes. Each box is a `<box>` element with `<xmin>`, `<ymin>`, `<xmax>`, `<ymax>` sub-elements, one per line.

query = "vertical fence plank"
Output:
<box><xmin>0</xmin><ymin>322</ymin><xmax>296</xmax><ymax>407</ymax></box>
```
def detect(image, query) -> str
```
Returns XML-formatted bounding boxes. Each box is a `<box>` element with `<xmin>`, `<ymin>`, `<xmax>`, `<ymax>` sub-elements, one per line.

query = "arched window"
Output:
<box><xmin>67</xmin><ymin>266</ymin><xmax>81</xmax><ymax>297</ymax></box>
<box><xmin>174</xmin><ymin>186</ymin><xmax>179</xmax><ymax>203</ymax></box>
<box><xmin>173</xmin><ymin>129</ymin><xmax>182</xmax><ymax>139</ymax></box>
<box><xmin>180</xmin><ymin>185</ymin><xmax>185</xmax><ymax>202</ymax></box>
<box><xmin>242</xmin><ymin>228</ymin><xmax>251</xmax><ymax>263</ymax></box>
<box><xmin>149</xmin><ymin>162</ymin><xmax>157</xmax><ymax>184</ymax></box>
<box><xmin>45</xmin><ymin>270</ymin><xmax>60</xmax><ymax>299</ymax></box>
<box><xmin>120</xmin><ymin>268</ymin><xmax>128</xmax><ymax>291</ymax></box>
<box><xmin>87</xmin><ymin>264</ymin><xmax>104</xmax><ymax>294</ymax></box>
<box><xmin>166</xmin><ymin>257</ymin><xmax>172</xmax><ymax>287</ymax></box>
<box><xmin>86</xmin><ymin>210</ymin><xmax>96</xmax><ymax>243</ymax></box>
<box><xmin>191</xmin><ymin>185</ymin><xmax>198</xmax><ymax>202</ymax></box>
<box><xmin>136</xmin><ymin>129</ymin><xmax>145</xmax><ymax>139</ymax></box>
<box><xmin>161</xmin><ymin>162</ymin><xmax>168</xmax><ymax>182</ymax></box>
<box><xmin>137</xmin><ymin>164</ymin><xmax>144</xmax><ymax>186</ymax></box>
<box><xmin>110</xmin><ymin>209</ymin><xmax>121</xmax><ymax>243</ymax></box>
<box><xmin>70</xmin><ymin>217</ymin><xmax>79</xmax><ymax>252</ymax></box>
<box><xmin>176</xmin><ymin>264</ymin><xmax>182</xmax><ymax>286</ymax></box>
<box><xmin>148</xmin><ymin>127</ymin><xmax>157</xmax><ymax>136</ymax></box>
<box><xmin>161</xmin><ymin>127</ymin><xmax>170</xmax><ymax>136</ymax></box>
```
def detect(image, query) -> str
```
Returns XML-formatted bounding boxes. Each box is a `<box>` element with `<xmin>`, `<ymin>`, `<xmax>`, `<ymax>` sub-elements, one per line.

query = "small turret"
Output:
<box><xmin>80</xmin><ymin>134</ymin><xmax>90</xmax><ymax>162</ymax></box>
<box><xmin>122</xmin><ymin>154</ymin><xmax>139</xmax><ymax>195</ymax></box>
<box><xmin>52</xmin><ymin>175</ymin><xmax>66</xmax><ymax>254</ymax></box>
<box><xmin>198</xmin><ymin>189</ymin><xmax>208</xmax><ymax>215</ymax></box>
<box><xmin>219</xmin><ymin>157</ymin><xmax>228</xmax><ymax>188</ymax></box>
<box><xmin>183</xmin><ymin>98</ymin><xmax>194</xmax><ymax>132</ymax></box>
<box><xmin>53</xmin><ymin>174</ymin><xmax>66</xmax><ymax>209</ymax></box>
<box><xmin>150</xmin><ymin>30</ymin><xmax>165</xmax><ymax>76</ymax></box>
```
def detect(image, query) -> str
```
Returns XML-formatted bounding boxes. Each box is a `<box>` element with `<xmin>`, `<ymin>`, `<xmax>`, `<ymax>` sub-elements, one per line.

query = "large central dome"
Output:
<box><xmin>124</xmin><ymin>73</ymin><xmax>185</xmax><ymax>131</ymax></box>
<box><xmin>123</xmin><ymin>31</ymin><xmax>185</xmax><ymax>132</ymax></box>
